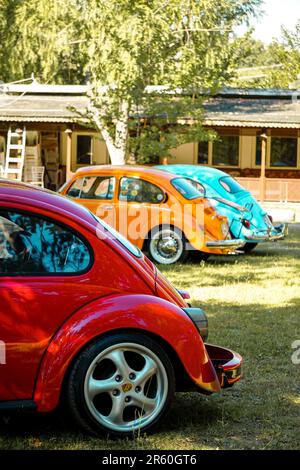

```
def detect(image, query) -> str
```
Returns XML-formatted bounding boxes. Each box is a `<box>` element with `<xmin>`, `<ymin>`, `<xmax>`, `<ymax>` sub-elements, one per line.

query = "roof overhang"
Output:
<box><xmin>203</xmin><ymin>119</ymin><xmax>300</xmax><ymax>129</ymax></box>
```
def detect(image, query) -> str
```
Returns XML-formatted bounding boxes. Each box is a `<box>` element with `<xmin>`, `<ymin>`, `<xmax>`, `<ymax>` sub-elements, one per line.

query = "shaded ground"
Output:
<box><xmin>0</xmin><ymin>226</ymin><xmax>299</xmax><ymax>450</ymax></box>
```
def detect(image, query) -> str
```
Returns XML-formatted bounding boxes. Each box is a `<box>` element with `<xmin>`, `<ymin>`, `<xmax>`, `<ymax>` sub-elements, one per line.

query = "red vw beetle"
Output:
<box><xmin>0</xmin><ymin>180</ymin><xmax>242</xmax><ymax>437</ymax></box>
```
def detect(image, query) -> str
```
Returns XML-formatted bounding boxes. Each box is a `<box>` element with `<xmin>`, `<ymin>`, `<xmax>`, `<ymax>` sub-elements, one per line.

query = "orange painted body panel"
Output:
<box><xmin>60</xmin><ymin>166</ymin><xmax>234</xmax><ymax>255</ymax></box>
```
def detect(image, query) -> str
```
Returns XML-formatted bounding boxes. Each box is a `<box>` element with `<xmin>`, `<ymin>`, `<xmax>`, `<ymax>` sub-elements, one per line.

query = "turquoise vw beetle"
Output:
<box><xmin>156</xmin><ymin>165</ymin><xmax>286</xmax><ymax>253</ymax></box>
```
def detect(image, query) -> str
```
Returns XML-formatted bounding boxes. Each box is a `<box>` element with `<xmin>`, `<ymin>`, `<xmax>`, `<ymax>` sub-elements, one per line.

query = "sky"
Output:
<box><xmin>236</xmin><ymin>0</ymin><xmax>300</xmax><ymax>43</ymax></box>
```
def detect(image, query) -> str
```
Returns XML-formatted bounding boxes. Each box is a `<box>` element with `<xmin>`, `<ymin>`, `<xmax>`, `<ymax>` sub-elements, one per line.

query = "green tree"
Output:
<box><xmin>76</xmin><ymin>0</ymin><xmax>261</xmax><ymax>163</ymax></box>
<box><xmin>229</xmin><ymin>20</ymin><xmax>300</xmax><ymax>88</ymax></box>
<box><xmin>0</xmin><ymin>0</ymin><xmax>83</xmax><ymax>84</ymax></box>
<box><xmin>0</xmin><ymin>0</ymin><xmax>262</xmax><ymax>163</ymax></box>
<box><xmin>266</xmin><ymin>20</ymin><xmax>300</xmax><ymax>88</ymax></box>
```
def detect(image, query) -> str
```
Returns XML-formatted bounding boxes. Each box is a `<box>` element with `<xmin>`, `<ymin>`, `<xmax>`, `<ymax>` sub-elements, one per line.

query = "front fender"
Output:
<box><xmin>34</xmin><ymin>294</ymin><xmax>220</xmax><ymax>411</ymax></box>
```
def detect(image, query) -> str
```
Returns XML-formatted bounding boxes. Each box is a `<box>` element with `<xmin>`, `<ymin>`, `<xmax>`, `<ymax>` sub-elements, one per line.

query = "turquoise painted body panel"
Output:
<box><xmin>156</xmin><ymin>165</ymin><xmax>285</xmax><ymax>244</ymax></box>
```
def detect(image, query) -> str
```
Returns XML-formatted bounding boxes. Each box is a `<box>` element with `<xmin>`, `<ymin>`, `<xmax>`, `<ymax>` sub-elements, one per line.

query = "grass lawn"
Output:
<box><xmin>1</xmin><ymin>226</ymin><xmax>299</xmax><ymax>450</ymax></box>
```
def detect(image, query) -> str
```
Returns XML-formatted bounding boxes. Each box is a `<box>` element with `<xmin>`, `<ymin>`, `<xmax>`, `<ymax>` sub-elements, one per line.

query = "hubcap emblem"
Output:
<box><xmin>122</xmin><ymin>383</ymin><xmax>132</xmax><ymax>393</ymax></box>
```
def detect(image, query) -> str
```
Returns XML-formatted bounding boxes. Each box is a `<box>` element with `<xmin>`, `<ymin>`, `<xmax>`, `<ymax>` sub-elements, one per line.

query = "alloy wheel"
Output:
<box><xmin>83</xmin><ymin>342</ymin><xmax>169</xmax><ymax>433</ymax></box>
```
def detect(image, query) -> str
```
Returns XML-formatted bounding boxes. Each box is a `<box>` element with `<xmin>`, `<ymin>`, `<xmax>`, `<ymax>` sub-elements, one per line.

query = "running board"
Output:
<box><xmin>0</xmin><ymin>400</ymin><xmax>37</xmax><ymax>412</ymax></box>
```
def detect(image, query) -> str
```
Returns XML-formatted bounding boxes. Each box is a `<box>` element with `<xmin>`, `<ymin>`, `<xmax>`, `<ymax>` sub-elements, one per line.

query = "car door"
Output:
<box><xmin>66</xmin><ymin>175</ymin><xmax>117</xmax><ymax>228</ymax></box>
<box><xmin>0</xmin><ymin>208</ymin><xmax>94</xmax><ymax>401</ymax></box>
<box><xmin>116</xmin><ymin>176</ymin><xmax>167</xmax><ymax>248</ymax></box>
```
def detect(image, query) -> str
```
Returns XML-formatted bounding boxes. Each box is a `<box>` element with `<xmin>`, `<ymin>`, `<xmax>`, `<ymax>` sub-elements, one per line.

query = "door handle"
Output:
<box><xmin>102</xmin><ymin>205</ymin><xmax>113</xmax><ymax>210</ymax></box>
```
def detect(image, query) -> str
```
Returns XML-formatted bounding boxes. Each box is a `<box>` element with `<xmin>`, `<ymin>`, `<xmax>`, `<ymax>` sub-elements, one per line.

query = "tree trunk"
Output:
<box><xmin>101</xmin><ymin>127</ymin><xmax>126</xmax><ymax>165</ymax></box>
<box><xmin>90</xmin><ymin>99</ymin><xmax>129</xmax><ymax>165</ymax></box>
<box><xmin>113</xmin><ymin>99</ymin><xmax>130</xmax><ymax>165</ymax></box>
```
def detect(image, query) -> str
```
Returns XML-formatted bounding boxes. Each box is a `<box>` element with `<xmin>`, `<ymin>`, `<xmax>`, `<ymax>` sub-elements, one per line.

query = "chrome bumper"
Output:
<box><xmin>205</xmin><ymin>344</ymin><xmax>243</xmax><ymax>389</ymax></box>
<box><xmin>246</xmin><ymin>224</ymin><xmax>287</xmax><ymax>242</ymax></box>
<box><xmin>206</xmin><ymin>239</ymin><xmax>245</xmax><ymax>250</ymax></box>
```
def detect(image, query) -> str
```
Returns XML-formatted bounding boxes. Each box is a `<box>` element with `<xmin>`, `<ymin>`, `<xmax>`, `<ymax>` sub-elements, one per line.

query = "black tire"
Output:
<box><xmin>146</xmin><ymin>226</ymin><xmax>189</xmax><ymax>265</ymax></box>
<box><xmin>240</xmin><ymin>242</ymin><xmax>258</xmax><ymax>254</ymax></box>
<box><xmin>66</xmin><ymin>332</ymin><xmax>175</xmax><ymax>437</ymax></box>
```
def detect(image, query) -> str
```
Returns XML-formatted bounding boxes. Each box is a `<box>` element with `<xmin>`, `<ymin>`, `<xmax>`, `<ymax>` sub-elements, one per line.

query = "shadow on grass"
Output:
<box><xmin>0</xmin><ymin>396</ymin><xmax>223</xmax><ymax>449</ymax></box>
<box><xmin>0</xmin><ymin>299</ymin><xmax>298</xmax><ymax>449</ymax></box>
<box><xmin>187</xmin><ymin>224</ymin><xmax>300</xmax><ymax>267</ymax></box>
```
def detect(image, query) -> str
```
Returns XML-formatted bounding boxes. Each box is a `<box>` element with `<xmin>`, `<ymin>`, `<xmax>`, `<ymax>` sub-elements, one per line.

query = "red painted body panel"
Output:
<box><xmin>0</xmin><ymin>184</ymin><xmax>161</xmax><ymax>400</ymax></box>
<box><xmin>34</xmin><ymin>294</ymin><xmax>220</xmax><ymax>412</ymax></box>
<box><xmin>0</xmin><ymin>180</ymin><xmax>241</xmax><ymax>414</ymax></box>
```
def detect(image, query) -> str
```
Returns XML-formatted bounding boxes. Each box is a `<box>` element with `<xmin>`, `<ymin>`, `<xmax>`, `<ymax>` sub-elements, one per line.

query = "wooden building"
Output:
<box><xmin>0</xmin><ymin>84</ymin><xmax>109</xmax><ymax>190</ymax></box>
<box><xmin>0</xmin><ymin>84</ymin><xmax>300</xmax><ymax>201</ymax></box>
<box><xmin>170</xmin><ymin>88</ymin><xmax>300</xmax><ymax>202</ymax></box>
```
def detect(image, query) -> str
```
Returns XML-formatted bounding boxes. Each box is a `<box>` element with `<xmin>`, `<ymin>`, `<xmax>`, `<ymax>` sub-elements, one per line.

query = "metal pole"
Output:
<box><xmin>65</xmin><ymin>128</ymin><xmax>72</xmax><ymax>181</ymax></box>
<box><xmin>260</xmin><ymin>131</ymin><xmax>267</xmax><ymax>203</ymax></box>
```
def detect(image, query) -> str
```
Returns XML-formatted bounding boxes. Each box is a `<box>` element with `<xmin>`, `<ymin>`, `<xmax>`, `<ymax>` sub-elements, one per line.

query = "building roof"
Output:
<box><xmin>203</xmin><ymin>95</ymin><xmax>300</xmax><ymax>129</ymax></box>
<box><xmin>0</xmin><ymin>92</ymin><xmax>89</xmax><ymax>123</ymax></box>
<box><xmin>0</xmin><ymin>84</ymin><xmax>299</xmax><ymax>128</ymax></box>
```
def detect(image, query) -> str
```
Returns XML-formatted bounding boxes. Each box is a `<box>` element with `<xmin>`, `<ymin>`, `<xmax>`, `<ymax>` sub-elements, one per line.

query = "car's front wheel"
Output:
<box><xmin>66</xmin><ymin>332</ymin><xmax>175</xmax><ymax>437</ymax></box>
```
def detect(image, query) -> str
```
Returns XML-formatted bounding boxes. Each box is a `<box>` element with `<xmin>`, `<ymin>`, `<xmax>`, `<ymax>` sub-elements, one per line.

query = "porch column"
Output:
<box><xmin>65</xmin><ymin>128</ymin><xmax>72</xmax><ymax>181</ymax></box>
<box><xmin>259</xmin><ymin>130</ymin><xmax>267</xmax><ymax>202</ymax></box>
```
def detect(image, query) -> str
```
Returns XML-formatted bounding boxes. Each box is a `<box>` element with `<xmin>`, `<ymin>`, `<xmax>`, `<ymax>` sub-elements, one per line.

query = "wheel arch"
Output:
<box><xmin>60</xmin><ymin>327</ymin><xmax>195</xmax><ymax>403</ymax></box>
<box><xmin>33</xmin><ymin>294</ymin><xmax>220</xmax><ymax>412</ymax></box>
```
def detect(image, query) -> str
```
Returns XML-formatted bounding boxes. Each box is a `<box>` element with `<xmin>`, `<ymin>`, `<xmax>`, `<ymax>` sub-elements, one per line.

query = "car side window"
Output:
<box><xmin>219</xmin><ymin>176</ymin><xmax>244</xmax><ymax>194</ymax></box>
<box><xmin>119</xmin><ymin>177</ymin><xmax>165</xmax><ymax>203</ymax></box>
<box><xmin>67</xmin><ymin>178</ymin><xmax>83</xmax><ymax>198</ymax></box>
<box><xmin>0</xmin><ymin>211</ymin><xmax>91</xmax><ymax>275</ymax></box>
<box><xmin>67</xmin><ymin>176</ymin><xmax>115</xmax><ymax>200</ymax></box>
<box><xmin>186</xmin><ymin>179</ymin><xmax>205</xmax><ymax>196</ymax></box>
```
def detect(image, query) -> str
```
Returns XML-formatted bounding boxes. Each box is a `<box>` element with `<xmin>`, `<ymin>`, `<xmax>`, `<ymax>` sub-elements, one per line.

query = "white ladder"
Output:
<box><xmin>4</xmin><ymin>126</ymin><xmax>26</xmax><ymax>181</ymax></box>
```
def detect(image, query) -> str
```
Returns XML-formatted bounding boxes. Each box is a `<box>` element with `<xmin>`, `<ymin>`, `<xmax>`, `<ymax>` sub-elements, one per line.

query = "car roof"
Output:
<box><xmin>0</xmin><ymin>178</ymin><xmax>96</xmax><ymax>227</ymax></box>
<box><xmin>156</xmin><ymin>164</ymin><xmax>229</xmax><ymax>179</ymax></box>
<box><xmin>75</xmin><ymin>165</ymin><xmax>178</xmax><ymax>183</ymax></box>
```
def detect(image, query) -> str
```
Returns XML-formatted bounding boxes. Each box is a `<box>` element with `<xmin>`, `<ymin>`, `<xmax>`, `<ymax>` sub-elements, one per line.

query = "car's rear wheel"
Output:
<box><xmin>240</xmin><ymin>242</ymin><xmax>258</xmax><ymax>253</ymax></box>
<box><xmin>66</xmin><ymin>332</ymin><xmax>175</xmax><ymax>437</ymax></box>
<box><xmin>147</xmin><ymin>227</ymin><xmax>188</xmax><ymax>265</ymax></box>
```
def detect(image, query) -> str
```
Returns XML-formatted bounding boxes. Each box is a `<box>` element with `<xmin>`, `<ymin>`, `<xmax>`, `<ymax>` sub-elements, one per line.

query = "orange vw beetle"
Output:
<box><xmin>60</xmin><ymin>166</ymin><xmax>244</xmax><ymax>264</ymax></box>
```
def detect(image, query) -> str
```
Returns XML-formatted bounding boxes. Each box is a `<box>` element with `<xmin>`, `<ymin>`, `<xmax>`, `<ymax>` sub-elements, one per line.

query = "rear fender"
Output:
<box><xmin>34</xmin><ymin>294</ymin><xmax>220</xmax><ymax>411</ymax></box>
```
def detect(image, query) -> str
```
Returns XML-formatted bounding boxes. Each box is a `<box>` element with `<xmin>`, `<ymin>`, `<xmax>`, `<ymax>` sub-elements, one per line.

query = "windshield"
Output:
<box><xmin>171</xmin><ymin>177</ymin><xmax>205</xmax><ymax>200</ymax></box>
<box><xmin>91</xmin><ymin>212</ymin><xmax>142</xmax><ymax>258</ymax></box>
<box><xmin>219</xmin><ymin>176</ymin><xmax>245</xmax><ymax>194</ymax></box>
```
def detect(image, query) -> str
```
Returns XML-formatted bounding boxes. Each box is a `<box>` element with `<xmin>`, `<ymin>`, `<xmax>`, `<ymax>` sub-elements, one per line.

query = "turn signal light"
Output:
<box><xmin>242</xmin><ymin>219</ymin><xmax>251</xmax><ymax>229</ymax></box>
<box><xmin>177</xmin><ymin>289</ymin><xmax>190</xmax><ymax>300</ymax></box>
